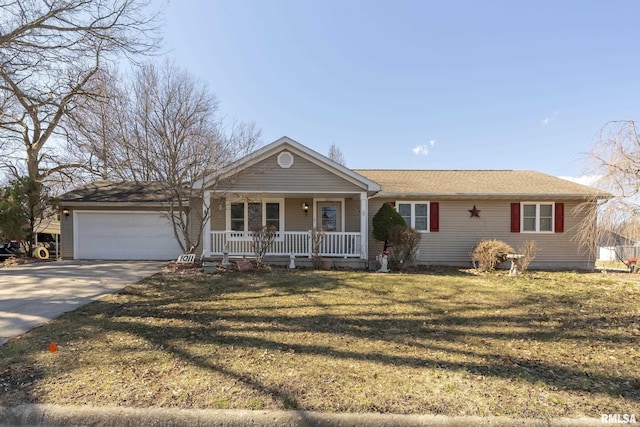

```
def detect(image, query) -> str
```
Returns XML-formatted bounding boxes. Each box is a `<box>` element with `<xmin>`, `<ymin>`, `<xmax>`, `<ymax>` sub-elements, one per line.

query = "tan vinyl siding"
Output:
<box><xmin>213</xmin><ymin>152</ymin><xmax>365</xmax><ymax>193</ymax></box>
<box><xmin>60</xmin><ymin>210</ymin><xmax>74</xmax><ymax>259</ymax></box>
<box><xmin>368</xmin><ymin>199</ymin><xmax>595</xmax><ymax>270</ymax></box>
<box><xmin>188</xmin><ymin>198</ymin><xmax>203</xmax><ymax>254</ymax></box>
<box><xmin>210</xmin><ymin>197</ymin><xmax>226</xmax><ymax>231</ymax></box>
<box><xmin>344</xmin><ymin>198</ymin><xmax>360</xmax><ymax>232</ymax></box>
<box><xmin>285</xmin><ymin>198</ymin><xmax>314</xmax><ymax>231</ymax></box>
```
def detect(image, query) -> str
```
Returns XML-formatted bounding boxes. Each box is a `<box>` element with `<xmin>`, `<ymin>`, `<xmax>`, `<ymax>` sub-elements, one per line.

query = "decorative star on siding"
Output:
<box><xmin>469</xmin><ymin>205</ymin><xmax>481</xmax><ymax>218</ymax></box>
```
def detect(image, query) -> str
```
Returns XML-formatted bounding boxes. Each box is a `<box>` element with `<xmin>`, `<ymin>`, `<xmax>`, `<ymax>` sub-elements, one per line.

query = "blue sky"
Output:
<box><xmin>156</xmin><ymin>0</ymin><xmax>640</xmax><ymax>181</ymax></box>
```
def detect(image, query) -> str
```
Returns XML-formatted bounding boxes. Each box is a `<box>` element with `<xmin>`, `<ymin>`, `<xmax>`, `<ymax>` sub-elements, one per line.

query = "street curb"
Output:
<box><xmin>0</xmin><ymin>405</ymin><xmax>604</xmax><ymax>427</ymax></box>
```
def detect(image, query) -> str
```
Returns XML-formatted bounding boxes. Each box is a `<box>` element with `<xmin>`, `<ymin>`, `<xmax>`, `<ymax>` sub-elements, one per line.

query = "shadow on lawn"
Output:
<box><xmin>1</xmin><ymin>268</ymin><xmax>638</xmax><ymax>409</ymax></box>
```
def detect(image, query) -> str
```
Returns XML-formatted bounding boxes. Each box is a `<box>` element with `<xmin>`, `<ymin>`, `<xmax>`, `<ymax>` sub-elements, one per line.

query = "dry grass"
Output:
<box><xmin>0</xmin><ymin>267</ymin><xmax>638</xmax><ymax>418</ymax></box>
<box><xmin>596</xmin><ymin>259</ymin><xmax>630</xmax><ymax>271</ymax></box>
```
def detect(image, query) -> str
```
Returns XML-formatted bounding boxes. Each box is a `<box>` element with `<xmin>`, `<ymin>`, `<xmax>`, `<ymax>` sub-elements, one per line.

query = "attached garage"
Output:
<box><xmin>73</xmin><ymin>211</ymin><xmax>183</xmax><ymax>260</ymax></box>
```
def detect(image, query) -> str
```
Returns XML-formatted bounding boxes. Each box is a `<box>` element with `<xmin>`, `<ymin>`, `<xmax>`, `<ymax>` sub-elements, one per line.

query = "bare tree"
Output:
<box><xmin>589</xmin><ymin>121</ymin><xmax>640</xmax><ymax>206</ymax></box>
<box><xmin>573</xmin><ymin>120</ymin><xmax>640</xmax><ymax>263</ymax></box>
<box><xmin>0</xmin><ymin>0</ymin><xmax>161</xmax><ymax>184</ymax></box>
<box><xmin>132</xmin><ymin>61</ymin><xmax>224</xmax><ymax>252</ymax></box>
<box><xmin>70</xmin><ymin>60</ymin><xmax>261</xmax><ymax>253</ymax></box>
<box><xmin>571</xmin><ymin>198</ymin><xmax>603</xmax><ymax>263</ymax></box>
<box><xmin>65</xmin><ymin>66</ymin><xmax>133</xmax><ymax>181</ymax></box>
<box><xmin>328</xmin><ymin>143</ymin><xmax>346</xmax><ymax>165</ymax></box>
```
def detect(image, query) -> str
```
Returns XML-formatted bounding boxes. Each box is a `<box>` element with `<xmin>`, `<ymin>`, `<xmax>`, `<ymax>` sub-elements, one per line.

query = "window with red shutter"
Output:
<box><xmin>555</xmin><ymin>203</ymin><xmax>564</xmax><ymax>233</ymax></box>
<box><xmin>517</xmin><ymin>202</ymin><xmax>561</xmax><ymax>233</ymax></box>
<box><xmin>511</xmin><ymin>203</ymin><xmax>520</xmax><ymax>232</ymax></box>
<box><xmin>430</xmin><ymin>202</ymin><xmax>439</xmax><ymax>232</ymax></box>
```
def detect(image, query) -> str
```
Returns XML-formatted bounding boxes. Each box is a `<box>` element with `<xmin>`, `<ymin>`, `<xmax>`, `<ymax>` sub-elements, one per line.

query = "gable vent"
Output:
<box><xmin>277</xmin><ymin>151</ymin><xmax>294</xmax><ymax>168</ymax></box>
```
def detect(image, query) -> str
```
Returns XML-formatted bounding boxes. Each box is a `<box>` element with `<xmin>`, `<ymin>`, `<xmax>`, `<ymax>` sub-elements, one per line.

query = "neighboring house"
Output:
<box><xmin>598</xmin><ymin>230</ymin><xmax>639</xmax><ymax>248</ymax></box>
<box><xmin>598</xmin><ymin>230</ymin><xmax>640</xmax><ymax>262</ymax></box>
<box><xmin>59</xmin><ymin>137</ymin><xmax>609</xmax><ymax>269</ymax></box>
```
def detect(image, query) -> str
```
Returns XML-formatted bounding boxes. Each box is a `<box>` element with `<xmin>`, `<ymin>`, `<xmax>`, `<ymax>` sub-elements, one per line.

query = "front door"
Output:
<box><xmin>317</xmin><ymin>201</ymin><xmax>342</xmax><ymax>232</ymax></box>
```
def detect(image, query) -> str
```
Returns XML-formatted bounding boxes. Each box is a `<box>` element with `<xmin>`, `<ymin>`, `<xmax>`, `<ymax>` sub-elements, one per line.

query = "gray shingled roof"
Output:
<box><xmin>354</xmin><ymin>170</ymin><xmax>608</xmax><ymax>199</ymax></box>
<box><xmin>59</xmin><ymin>181</ymin><xmax>172</xmax><ymax>204</ymax></box>
<box><xmin>60</xmin><ymin>171</ymin><xmax>609</xmax><ymax>204</ymax></box>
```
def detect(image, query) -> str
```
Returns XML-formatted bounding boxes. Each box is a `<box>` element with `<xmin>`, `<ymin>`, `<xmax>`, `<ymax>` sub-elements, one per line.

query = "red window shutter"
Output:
<box><xmin>430</xmin><ymin>202</ymin><xmax>439</xmax><ymax>232</ymax></box>
<box><xmin>555</xmin><ymin>203</ymin><xmax>564</xmax><ymax>233</ymax></box>
<box><xmin>510</xmin><ymin>203</ymin><xmax>520</xmax><ymax>233</ymax></box>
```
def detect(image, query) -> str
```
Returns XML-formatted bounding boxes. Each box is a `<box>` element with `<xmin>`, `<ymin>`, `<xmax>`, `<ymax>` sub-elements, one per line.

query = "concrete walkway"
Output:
<box><xmin>0</xmin><ymin>260</ymin><xmax>164</xmax><ymax>345</ymax></box>
<box><xmin>0</xmin><ymin>405</ymin><xmax>604</xmax><ymax>426</ymax></box>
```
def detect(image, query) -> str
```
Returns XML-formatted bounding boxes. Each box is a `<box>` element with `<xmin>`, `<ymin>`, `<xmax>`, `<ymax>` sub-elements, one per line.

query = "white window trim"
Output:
<box><xmin>396</xmin><ymin>201</ymin><xmax>430</xmax><ymax>233</ymax></box>
<box><xmin>226</xmin><ymin>198</ymin><xmax>285</xmax><ymax>239</ymax></box>
<box><xmin>520</xmin><ymin>202</ymin><xmax>555</xmax><ymax>234</ymax></box>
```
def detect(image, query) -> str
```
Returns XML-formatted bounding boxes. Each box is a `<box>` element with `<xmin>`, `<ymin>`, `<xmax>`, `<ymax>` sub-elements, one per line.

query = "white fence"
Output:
<box><xmin>210</xmin><ymin>231</ymin><xmax>361</xmax><ymax>258</ymax></box>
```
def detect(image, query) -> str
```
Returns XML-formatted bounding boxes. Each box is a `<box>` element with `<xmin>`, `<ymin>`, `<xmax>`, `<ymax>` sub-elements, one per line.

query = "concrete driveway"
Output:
<box><xmin>0</xmin><ymin>260</ymin><xmax>165</xmax><ymax>346</ymax></box>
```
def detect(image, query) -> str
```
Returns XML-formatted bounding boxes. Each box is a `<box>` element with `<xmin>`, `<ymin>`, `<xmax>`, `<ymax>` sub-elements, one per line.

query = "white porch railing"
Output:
<box><xmin>210</xmin><ymin>231</ymin><xmax>361</xmax><ymax>258</ymax></box>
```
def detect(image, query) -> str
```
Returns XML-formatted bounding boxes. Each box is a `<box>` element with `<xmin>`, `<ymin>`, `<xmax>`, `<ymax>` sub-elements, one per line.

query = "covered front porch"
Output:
<box><xmin>201</xmin><ymin>192</ymin><xmax>371</xmax><ymax>261</ymax></box>
<box><xmin>195</xmin><ymin>137</ymin><xmax>383</xmax><ymax>266</ymax></box>
<box><xmin>209</xmin><ymin>230</ymin><xmax>362</xmax><ymax>258</ymax></box>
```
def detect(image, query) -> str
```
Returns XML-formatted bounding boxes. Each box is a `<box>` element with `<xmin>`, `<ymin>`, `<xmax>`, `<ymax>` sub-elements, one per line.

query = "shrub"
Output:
<box><xmin>388</xmin><ymin>225</ymin><xmax>421</xmax><ymax>270</ymax></box>
<box><xmin>372</xmin><ymin>202</ymin><xmax>406</xmax><ymax>251</ymax></box>
<box><xmin>251</xmin><ymin>225</ymin><xmax>277</xmax><ymax>265</ymax></box>
<box><xmin>310</xmin><ymin>228</ymin><xmax>325</xmax><ymax>270</ymax></box>
<box><xmin>472</xmin><ymin>239</ymin><xmax>514</xmax><ymax>271</ymax></box>
<box><xmin>518</xmin><ymin>240</ymin><xmax>539</xmax><ymax>272</ymax></box>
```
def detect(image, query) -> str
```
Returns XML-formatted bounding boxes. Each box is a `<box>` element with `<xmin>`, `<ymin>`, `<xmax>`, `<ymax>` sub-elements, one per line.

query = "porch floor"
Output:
<box><xmin>203</xmin><ymin>255</ymin><xmax>368</xmax><ymax>270</ymax></box>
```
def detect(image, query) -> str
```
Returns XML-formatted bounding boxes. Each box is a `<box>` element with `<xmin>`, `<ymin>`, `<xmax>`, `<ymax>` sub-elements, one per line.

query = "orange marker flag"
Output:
<box><xmin>49</xmin><ymin>342</ymin><xmax>58</xmax><ymax>353</ymax></box>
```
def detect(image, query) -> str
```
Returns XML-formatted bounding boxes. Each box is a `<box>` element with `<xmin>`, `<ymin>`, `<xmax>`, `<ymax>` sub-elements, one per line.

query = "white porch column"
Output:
<box><xmin>360</xmin><ymin>192</ymin><xmax>368</xmax><ymax>260</ymax></box>
<box><xmin>202</xmin><ymin>190</ymin><xmax>212</xmax><ymax>258</ymax></box>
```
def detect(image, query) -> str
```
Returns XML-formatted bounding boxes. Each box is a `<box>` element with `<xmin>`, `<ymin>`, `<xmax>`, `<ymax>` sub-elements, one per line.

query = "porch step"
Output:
<box><xmin>202</xmin><ymin>255</ymin><xmax>368</xmax><ymax>270</ymax></box>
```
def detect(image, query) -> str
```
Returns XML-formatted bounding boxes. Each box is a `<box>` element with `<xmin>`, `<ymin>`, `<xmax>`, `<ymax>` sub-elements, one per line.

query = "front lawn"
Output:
<box><xmin>0</xmin><ymin>268</ymin><xmax>638</xmax><ymax>418</ymax></box>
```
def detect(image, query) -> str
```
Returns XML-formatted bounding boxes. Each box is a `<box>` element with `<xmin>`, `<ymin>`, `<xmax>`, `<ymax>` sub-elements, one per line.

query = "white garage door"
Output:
<box><xmin>74</xmin><ymin>211</ymin><xmax>183</xmax><ymax>260</ymax></box>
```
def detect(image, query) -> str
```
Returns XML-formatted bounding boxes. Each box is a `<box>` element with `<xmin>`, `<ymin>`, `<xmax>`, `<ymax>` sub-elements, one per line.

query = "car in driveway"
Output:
<box><xmin>0</xmin><ymin>240</ymin><xmax>25</xmax><ymax>259</ymax></box>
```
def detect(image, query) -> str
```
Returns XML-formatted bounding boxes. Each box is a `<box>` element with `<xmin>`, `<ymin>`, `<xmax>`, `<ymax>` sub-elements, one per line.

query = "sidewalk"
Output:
<box><xmin>0</xmin><ymin>405</ymin><xmax>604</xmax><ymax>426</ymax></box>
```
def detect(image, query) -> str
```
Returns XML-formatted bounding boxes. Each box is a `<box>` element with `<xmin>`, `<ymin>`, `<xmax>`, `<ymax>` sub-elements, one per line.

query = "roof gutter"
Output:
<box><xmin>370</xmin><ymin>192</ymin><xmax>612</xmax><ymax>200</ymax></box>
<box><xmin>58</xmin><ymin>201</ymin><xmax>190</xmax><ymax>208</ymax></box>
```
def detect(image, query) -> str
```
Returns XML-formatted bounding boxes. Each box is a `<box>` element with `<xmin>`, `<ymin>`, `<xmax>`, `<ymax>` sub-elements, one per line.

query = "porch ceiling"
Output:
<box><xmin>216</xmin><ymin>192</ymin><xmax>366</xmax><ymax>199</ymax></box>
